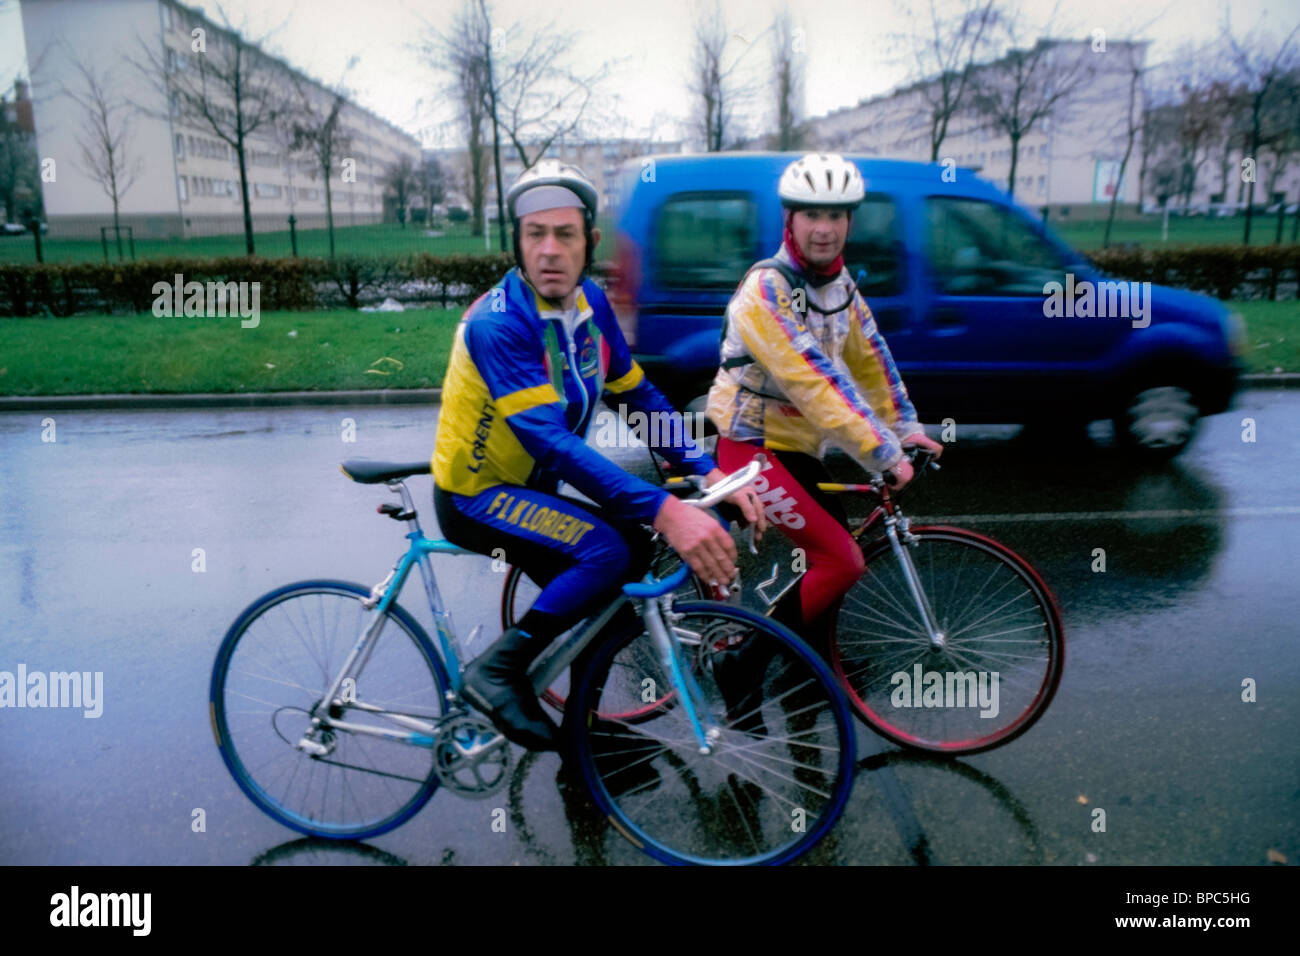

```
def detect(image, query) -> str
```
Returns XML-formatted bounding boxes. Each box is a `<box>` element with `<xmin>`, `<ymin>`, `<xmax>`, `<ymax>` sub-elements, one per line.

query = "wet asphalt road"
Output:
<box><xmin>1</xmin><ymin>392</ymin><xmax>1297</xmax><ymax>866</ymax></box>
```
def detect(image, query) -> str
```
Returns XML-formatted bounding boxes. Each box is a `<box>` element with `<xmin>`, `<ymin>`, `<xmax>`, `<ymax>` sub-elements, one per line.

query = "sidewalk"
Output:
<box><xmin>0</xmin><ymin>375</ymin><xmax>1296</xmax><ymax>411</ymax></box>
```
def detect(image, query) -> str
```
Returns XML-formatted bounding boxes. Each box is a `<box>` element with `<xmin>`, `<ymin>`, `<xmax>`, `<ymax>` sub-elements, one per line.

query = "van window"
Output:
<box><xmin>844</xmin><ymin>194</ymin><xmax>903</xmax><ymax>297</ymax></box>
<box><xmin>924</xmin><ymin>197</ymin><xmax>1064</xmax><ymax>296</ymax></box>
<box><xmin>653</xmin><ymin>194</ymin><xmax>757</xmax><ymax>289</ymax></box>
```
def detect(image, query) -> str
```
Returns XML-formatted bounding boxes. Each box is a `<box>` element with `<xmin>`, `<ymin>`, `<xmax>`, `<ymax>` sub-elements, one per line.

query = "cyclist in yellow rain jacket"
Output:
<box><xmin>708</xmin><ymin>153</ymin><xmax>944</xmax><ymax>659</ymax></box>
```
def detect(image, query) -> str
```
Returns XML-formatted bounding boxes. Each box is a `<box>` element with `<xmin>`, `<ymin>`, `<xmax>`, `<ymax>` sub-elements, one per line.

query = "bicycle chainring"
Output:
<box><xmin>433</xmin><ymin>715</ymin><xmax>511</xmax><ymax>799</ymax></box>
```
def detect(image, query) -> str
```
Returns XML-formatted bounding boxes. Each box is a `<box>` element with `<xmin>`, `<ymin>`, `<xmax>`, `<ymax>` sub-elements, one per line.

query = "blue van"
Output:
<box><xmin>606</xmin><ymin>152</ymin><xmax>1244</xmax><ymax>460</ymax></box>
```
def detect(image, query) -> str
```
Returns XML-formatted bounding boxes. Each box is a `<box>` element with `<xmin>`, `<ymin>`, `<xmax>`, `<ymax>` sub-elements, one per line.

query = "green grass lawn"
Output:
<box><xmin>1236</xmin><ymin>300</ymin><xmax>1300</xmax><ymax>374</ymax></box>
<box><xmin>1052</xmin><ymin>212</ymin><xmax>1299</xmax><ymax>250</ymax></box>
<box><xmin>0</xmin><ymin>307</ymin><xmax>463</xmax><ymax>396</ymax></box>
<box><xmin>0</xmin><ymin>216</ymin><xmax>617</xmax><ymax>265</ymax></box>
<box><xmin>0</xmin><ymin>221</ymin><xmax>494</xmax><ymax>264</ymax></box>
<box><xmin>1</xmin><ymin>299</ymin><xmax>1294</xmax><ymax>397</ymax></box>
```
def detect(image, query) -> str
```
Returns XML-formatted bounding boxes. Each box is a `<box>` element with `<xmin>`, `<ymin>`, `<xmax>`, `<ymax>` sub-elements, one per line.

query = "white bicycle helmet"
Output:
<box><xmin>505</xmin><ymin>158</ymin><xmax>599</xmax><ymax>223</ymax></box>
<box><xmin>778</xmin><ymin>153</ymin><xmax>865</xmax><ymax>208</ymax></box>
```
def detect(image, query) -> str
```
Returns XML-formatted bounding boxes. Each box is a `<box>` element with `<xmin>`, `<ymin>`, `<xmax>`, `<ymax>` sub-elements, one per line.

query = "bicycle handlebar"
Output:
<box><xmin>623</xmin><ymin>562</ymin><xmax>691</xmax><ymax>598</ymax></box>
<box><xmin>882</xmin><ymin>446</ymin><xmax>939</xmax><ymax>488</ymax></box>
<box><xmin>684</xmin><ymin>454</ymin><xmax>766</xmax><ymax>510</ymax></box>
<box><xmin>625</xmin><ymin>455</ymin><xmax>767</xmax><ymax>600</ymax></box>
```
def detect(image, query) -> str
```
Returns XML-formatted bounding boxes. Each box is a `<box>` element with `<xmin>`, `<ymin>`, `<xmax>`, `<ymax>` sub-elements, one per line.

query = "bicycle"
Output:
<box><xmin>744</xmin><ymin>447</ymin><xmax>1065</xmax><ymax>755</ymax></box>
<box><xmin>209</xmin><ymin>456</ymin><xmax>857</xmax><ymax>865</ymax></box>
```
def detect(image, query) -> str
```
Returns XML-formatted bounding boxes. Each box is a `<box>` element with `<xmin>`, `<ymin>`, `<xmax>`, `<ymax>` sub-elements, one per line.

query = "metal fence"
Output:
<box><xmin>0</xmin><ymin>212</ymin><xmax>584</xmax><ymax>265</ymax></box>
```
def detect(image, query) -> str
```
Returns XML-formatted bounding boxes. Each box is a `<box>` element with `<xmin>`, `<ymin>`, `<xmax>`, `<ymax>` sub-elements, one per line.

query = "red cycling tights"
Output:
<box><xmin>716</xmin><ymin>436</ymin><xmax>865</xmax><ymax>630</ymax></box>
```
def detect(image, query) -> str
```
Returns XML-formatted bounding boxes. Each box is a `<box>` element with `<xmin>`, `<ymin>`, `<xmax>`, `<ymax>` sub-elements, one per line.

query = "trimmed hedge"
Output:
<box><xmin>1084</xmin><ymin>245</ymin><xmax>1300</xmax><ymax>301</ymax></box>
<box><xmin>2</xmin><ymin>245</ymin><xmax>1294</xmax><ymax>317</ymax></box>
<box><xmin>0</xmin><ymin>253</ymin><xmax>518</xmax><ymax>317</ymax></box>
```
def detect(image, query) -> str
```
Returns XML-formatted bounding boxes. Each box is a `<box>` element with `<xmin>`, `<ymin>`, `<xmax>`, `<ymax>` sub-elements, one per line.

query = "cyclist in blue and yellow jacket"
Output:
<box><xmin>432</xmin><ymin>160</ymin><xmax>764</xmax><ymax>751</ymax></box>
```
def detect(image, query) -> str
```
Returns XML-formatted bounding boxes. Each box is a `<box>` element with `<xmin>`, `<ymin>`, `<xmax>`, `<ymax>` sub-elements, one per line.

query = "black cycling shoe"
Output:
<box><xmin>462</xmin><ymin>626</ymin><xmax>559</xmax><ymax>752</ymax></box>
<box><xmin>709</xmin><ymin>629</ymin><xmax>773</xmax><ymax>737</ymax></box>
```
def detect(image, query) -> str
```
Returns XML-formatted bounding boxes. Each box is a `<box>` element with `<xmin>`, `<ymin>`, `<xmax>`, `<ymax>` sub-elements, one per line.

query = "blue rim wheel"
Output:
<box><xmin>568</xmin><ymin>601</ymin><xmax>856</xmax><ymax>865</ymax></box>
<box><xmin>210</xmin><ymin>580</ymin><xmax>450</xmax><ymax>840</ymax></box>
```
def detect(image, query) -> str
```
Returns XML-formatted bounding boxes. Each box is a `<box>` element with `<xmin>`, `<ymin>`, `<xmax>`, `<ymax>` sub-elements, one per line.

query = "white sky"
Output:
<box><xmin>2</xmin><ymin>0</ymin><xmax>1296</xmax><ymax>146</ymax></box>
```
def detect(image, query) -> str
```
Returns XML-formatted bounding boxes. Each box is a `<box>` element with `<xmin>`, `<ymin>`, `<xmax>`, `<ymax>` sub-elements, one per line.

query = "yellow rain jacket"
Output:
<box><xmin>707</xmin><ymin>244</ymin><xmax>923</xmax><ymax>473</ymax></box>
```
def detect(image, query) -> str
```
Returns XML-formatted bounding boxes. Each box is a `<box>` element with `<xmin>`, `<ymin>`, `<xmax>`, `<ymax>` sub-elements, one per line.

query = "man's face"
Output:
<box><xmin>518</xmin><ymin>206</ymin><xmax>599</xmax><ymax>304</ymax></box>
<box><xmin>790</xmin><ymin>208</ymin><xmax>850</xmax><ymax>267</ymax></box>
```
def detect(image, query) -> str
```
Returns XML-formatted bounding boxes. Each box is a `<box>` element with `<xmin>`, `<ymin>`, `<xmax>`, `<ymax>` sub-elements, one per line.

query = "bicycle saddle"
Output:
<box><xmin>339</xmin><ymin>460</ymin><xmax>432</xmax><ymax>484</ymax></box>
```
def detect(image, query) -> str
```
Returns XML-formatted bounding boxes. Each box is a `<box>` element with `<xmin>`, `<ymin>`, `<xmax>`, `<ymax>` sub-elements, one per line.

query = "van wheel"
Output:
<box><xmin>1114</xmin><ymin>386</ymin><xmax>1199</xmax><ymax>461</ymax></box>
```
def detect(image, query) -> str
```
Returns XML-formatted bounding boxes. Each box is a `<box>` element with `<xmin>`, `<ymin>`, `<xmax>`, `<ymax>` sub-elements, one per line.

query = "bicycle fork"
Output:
<box><xmin>882</xmin><ymin>514</ymin><xmax>946</xmax><ymax>650</ymax></box>
<box><xmin>644</xmin><ymin>598</ymin><xmax>721</xmax><ymax>755</ymax></box>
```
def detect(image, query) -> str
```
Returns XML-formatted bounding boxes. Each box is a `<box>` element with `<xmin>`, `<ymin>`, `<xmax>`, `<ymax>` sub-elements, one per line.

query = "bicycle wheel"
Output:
<box><xmin>830</xmin><ymin>527</ymin><xmax>1064</xmax><ymax>755</ymax></box>
<box><xmin>502</xmin><ymin>547</ymin><xmax>705</xmax><ymax>719</ymax></box>
<box><xmin>210</xmin><ymin>580</ymin><xmax>451</xmax><ymax>840</ymax></box>
<box><xmin>568</xmin><ymin>601</ymin><xmax>856</xmax><ymax>865</ymax></box>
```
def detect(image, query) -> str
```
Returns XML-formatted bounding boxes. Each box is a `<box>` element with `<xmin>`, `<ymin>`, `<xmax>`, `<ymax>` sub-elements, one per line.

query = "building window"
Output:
<box><xmin>162</xmin><ymin>5</ymin><xmax>172</xmax><ymax>30</ymax></box>
<box><xmin>178</xmin><ymin>176</ymin><xmax>188</xmax><ymax>202</ymax></box>
<box><xmin>175</xmin><ymin>134</ymin><xmax>185</xmax><ymax>159</ymax></box>
<box><xmin>1038</xmin><ymin>175</ymin><xmax>1047</xmax><ymax>193</ymax></box>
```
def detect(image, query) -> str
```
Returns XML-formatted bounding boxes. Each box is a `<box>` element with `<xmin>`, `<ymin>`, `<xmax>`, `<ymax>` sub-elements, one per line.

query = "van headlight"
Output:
<box><xmin>1223</xmin><ymin>309</ymin><xmax>1247</xmax><ymax>357</ymax></box>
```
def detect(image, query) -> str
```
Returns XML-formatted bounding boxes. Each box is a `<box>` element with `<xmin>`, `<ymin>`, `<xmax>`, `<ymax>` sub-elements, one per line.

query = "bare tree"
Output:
<box><xmin>268</xmin><ymin>100</ymin><xmax>308</xmax><ymax>218</ymax></box>
<box><xmin>1177</xmin><ymin>83</ymin><xmax>1226</xmax><ymax>210</ymax></box>
<box><xmin>1257</xmin><ymin>66</ymin><xmax>1300</xmax><ymax>231</ymax></box>
<box><xmin>687</xmin><ymin>2</ymin><xmax>763</xmax><ymax>151</ymax></box>
<box><xmin>1099</xmin><ymin>42</ymin><xmax>1149</xmax><ymax>247</ymax></box>
<box><xmin>62</xmin><ymin>58</ymin><xmax>142</xmax><ymax>255</ymax></box>
<box><xmin>287</xmin><ymin>72</ymin><xmax>352</xmax><ymax>258</ymax></box>
<box><xmin>968</xmin><ymin>15</ymin><xmax>1098</xmax><ymax>198</ymax></box>
<box><xmin>491</xmin><ymin>22</ymin><xmax>606</xmax><ymax>168</ymax></box>
<box><xmin>418</xmin><ymin>154</ymin><xmax>445</xmax><ymax>224</ymax></box>
<box><xmin>382</xmin><ymin>153</ymin><xmax>419</xmax><ymax>228</ymax></box>
<box><xmin>420</xmin><ymin>0</ymin><xmax>609</xmax><ymax>249</ymax></box>
<box><xmin>771</xmin><ymin>5</ymin><xmax>805</xmax><ymax>150</ymax></box>
<box><xmin>132</xmin><ymin>4</ymin><xmax>286</xmax><ymax>255</ymax></box>
<box><xmin>1138</xmin><ymin>94</ymin><xmax>1176</xmax><ymax>210</ymax></box>
<box><xmin>1222</xmin><ymin>15</ymin><xmax>1300</xmax><ymax>243</ymax></box>
<box><xmin>904</xmin><ymin>0</ymin><xmax>999</xmax><ymax>162</ymax></box>
<box><xmin>419</xmin><ymin>1</ymin><xmax>491</xmax><ymax>239</ymax></box>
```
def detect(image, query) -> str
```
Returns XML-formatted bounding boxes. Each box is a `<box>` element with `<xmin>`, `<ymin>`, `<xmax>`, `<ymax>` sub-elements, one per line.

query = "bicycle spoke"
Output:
<box><xmin>832</xmin><ymin>531</ymin><xmax>1061</xmax><ymax>754</ymax></box>
<box><xmin>214</xmin><ymin>586</ymin><xmax>443</xmax><ymax>839</ymax></box>
<box><xmin>575</xmin><ymin>605</ymin><xmax>853</xmax><ymax>864</ymax></box>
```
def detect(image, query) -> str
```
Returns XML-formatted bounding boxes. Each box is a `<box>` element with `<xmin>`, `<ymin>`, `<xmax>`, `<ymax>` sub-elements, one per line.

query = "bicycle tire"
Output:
<box><xmin>501</xmin><ymin>552</ymin><xmax>705</xmax><ymax>720</ymax></box>
<box><xmin>568</xmin><ymin>601</ymin><xmax>856</xmax><ymax>865</ymax></box>
<box><xmin>210</xmin><ymin>580</ymin><xmax>451</xmax><ymax>840</ymax></box>
<box><xmin>830</xmin><ymin>527</ymin><xmax>1064</xmax><ymax>755</ymax></box>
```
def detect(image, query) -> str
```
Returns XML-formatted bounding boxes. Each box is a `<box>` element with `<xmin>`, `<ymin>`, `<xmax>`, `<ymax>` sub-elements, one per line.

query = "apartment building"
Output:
<box><xmin>804</xmin><ymin>39</ymin><xmax>1150</xmax><ymax>217</ymax></box>
<box><xmin>432</xmin><ymin>137</ymin><xmax>684</xmax><ymax>222</ymax></box>
<box><xmin>20</xmin><ymin>0</ymin><xmax>422</xmax><ymax>239</ymax></box>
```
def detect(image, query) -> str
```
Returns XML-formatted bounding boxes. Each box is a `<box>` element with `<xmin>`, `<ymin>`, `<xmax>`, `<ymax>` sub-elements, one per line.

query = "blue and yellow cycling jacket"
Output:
<box><xmin>432</xmin><ymin>268</ymin><xmax>716</xmax><ymax>523</ymax></box>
